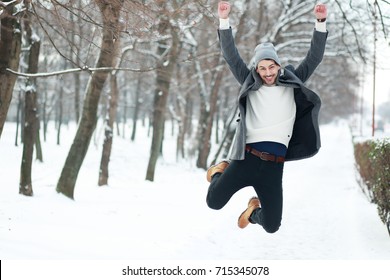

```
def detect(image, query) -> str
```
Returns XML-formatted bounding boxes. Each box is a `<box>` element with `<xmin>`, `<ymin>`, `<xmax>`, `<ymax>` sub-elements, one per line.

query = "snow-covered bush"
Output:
<box><xmin>354</xmin><ymin>139</ymin><xmax>390</xmax><ymax>236</ymax></box>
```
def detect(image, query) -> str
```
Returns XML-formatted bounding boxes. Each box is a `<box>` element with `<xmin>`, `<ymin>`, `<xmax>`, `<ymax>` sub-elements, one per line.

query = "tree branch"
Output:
<box><xmin>5</xmin><ymin>65</ymin><xmax>157</xmax><ymax>78</ymax></box>
<box><xmin>334</xmin><ymin>0</ymin><xmax>367</xmax><ymax>63</ymax></box>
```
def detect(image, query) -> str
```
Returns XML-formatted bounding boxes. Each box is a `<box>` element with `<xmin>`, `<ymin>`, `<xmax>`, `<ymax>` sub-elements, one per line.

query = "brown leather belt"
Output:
<box><xmin>245</xmin><ymin>145</ymin><xmax>285</xmax><ymax>163</ymax></box>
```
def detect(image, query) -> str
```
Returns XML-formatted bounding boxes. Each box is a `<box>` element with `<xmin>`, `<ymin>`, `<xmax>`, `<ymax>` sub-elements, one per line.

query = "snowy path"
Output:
<box><xmin>0</xmin><ymin>122</ymin><xmax>389</xmax><ymax>259</ymax></box>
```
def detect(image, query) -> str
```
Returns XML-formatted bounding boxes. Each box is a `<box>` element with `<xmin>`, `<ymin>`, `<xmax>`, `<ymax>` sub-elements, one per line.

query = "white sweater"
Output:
<box><xmin>245</xmin><ymin>86</ymin><xmax>296</xmax><ymax>147</ymax></box>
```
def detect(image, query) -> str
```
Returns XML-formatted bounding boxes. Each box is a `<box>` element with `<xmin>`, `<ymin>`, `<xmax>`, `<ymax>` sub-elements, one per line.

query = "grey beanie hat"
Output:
<box><xmin>253</xmin><ymin>42</ymin><xmax>281</xmax><ymax>67</ymax></box>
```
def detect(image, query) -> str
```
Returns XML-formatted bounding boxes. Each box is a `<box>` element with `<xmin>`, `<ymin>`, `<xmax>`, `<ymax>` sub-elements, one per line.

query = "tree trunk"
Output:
<box><xmin>174</xmin><ymin>62</ymin><xmax>192</xmax><ymax>161</ymax></box>
<box><xmin>42</xmin><ymin>85</ymin><xmax>47</xmax><ymax>142</ymax></box>
<box><xmin>0</xmin><ymin>5</ymin><xmax>22</xmax><ymax>138</ymax></box>
<box><xmin>98</xmin><ymin>32</ymin><xmax>122</xmax><ymax>186</ymax></box>
<box><xmin>122</xmin><ymin>88</ymin><xmax>128</xmax><ymax>138</ymax></box>
<box><xmin>98</xmin><ymin>71</ymin><xmax>119</xmax><ymax>186</ymax></box>
<box><xmin>56</xmin><ymin>0</ymin><xmax>124</xmax><ymax>199</ymax></box>
<box><xmin>74</xmin><ymin>71</ymin><xmax>81</xmax><ymax>122</ymax></box>
<box><xmin>215</xmin><ymin>103</ymin><xmax>220</xmax><ymax>144</ymax></box>
<box><xmin>20</xmin><ymin>88</ymin><xmax>37</xmax><ymax>196</ymax></box>
<box><xmin>131</xmin><ymin>74</ymin><xmax>142</xmax><ymax>141</ymax></box>
<box><xmin>19</xmin><ymin>19</ymin><xmax>40</xmax><ymax>196</ymax></box>
<box><xmin>15</xmin><ymin>91</ymin><xmax>23</xmax><ymax>146</ymax></box>
<box><xmin>56</xmin><ymin>78</ymin><xmax>64</xmax><ymax>145</ymax></box>
<box><xmin>70</xmin><ymin>3</ymin><xmax>83</xmax><ymax>123</ymax></box>
<box><xmin>175</xmin><ymin>91</ymin><xmax>188</xmax><ymax>161</ymax></box>
<box><xmin>145</xmin><ymin>14</ymin><xmax>180</xmax><ymax>182</ymax></box>
<box><xmin>35</xmin><ymin>129</ymin><xmax>43</xmax><ymax>162</ymax></box>
<box><xmin>196</xmin><ymin>70</ymin><xmax>223</xmax><ymax>169</ymax></box>
<box><xmin>41</xmin><ymin>52</ymin><xmax>53</xmax><ymax>142</ymax></box>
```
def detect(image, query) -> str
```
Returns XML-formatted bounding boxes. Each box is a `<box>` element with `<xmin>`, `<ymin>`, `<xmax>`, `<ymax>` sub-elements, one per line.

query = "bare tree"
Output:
<box><xmin>145</xmin><ymin>1</ymin><xmax>180</xmax><ymax>181</ymax></box>
<box><xmin>172</xmin><ymin>61</ymin><xmax>193</xmax><ymax>161</ymax></box>
<box><xmin>98</xmin><ymin>72</ymin><xmax>119</xmax><ymax>186</ymax></box>
<box><xmin>19</xmin><ymin>5</ymin><xmax>41</xmax><ymax>196</ymax></box>
<box><xmin>98</xmin><ymin>35</ymin><xmax>121</xmax><ymax>186</ymax></box>
<box><xmin>56</xmin><ymin>0</ymin><xmax>124</xmax><ymax>199</ymax></box>
<box><xmin>0</xmin><ymin>0</ymin><xmax>22</xmax><ymax>138</ymax></box>
<box><xmin>131</xmin><ymin>73</ymin><xmax>142</xmax><ymax>142</ymax></box>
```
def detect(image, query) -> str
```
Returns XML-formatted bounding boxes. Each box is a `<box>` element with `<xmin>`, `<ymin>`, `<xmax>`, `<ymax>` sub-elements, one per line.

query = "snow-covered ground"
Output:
<box><xmin>1</xmin><ymin>120</ymin><xmax>389</xmax><ymax>262</ymax></box>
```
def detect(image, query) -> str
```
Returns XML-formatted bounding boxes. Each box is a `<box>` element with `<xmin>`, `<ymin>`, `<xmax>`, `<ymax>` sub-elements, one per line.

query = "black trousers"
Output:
<box><xmin>206</xmin><ymin>151</ymin><xmax>284</xmax><ymax>233</ymax></box>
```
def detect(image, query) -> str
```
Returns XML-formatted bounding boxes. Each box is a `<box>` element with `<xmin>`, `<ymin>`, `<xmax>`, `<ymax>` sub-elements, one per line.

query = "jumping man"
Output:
<box><xmin>206</xmin><ymin>1</ymin><xmax>328</xmax><ymax>233</ymax></box>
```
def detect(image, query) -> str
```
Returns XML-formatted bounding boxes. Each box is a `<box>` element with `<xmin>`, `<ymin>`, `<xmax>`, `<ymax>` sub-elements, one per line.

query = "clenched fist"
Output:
<box><xmin>314</xmin><ymin>3</ymin><xmax>327</xmax><ymax>20</ymax></box>
<box><xmin>218</xmin><ymin>1</ymin><xmax>231</xmax><ymax>19</ymax></box>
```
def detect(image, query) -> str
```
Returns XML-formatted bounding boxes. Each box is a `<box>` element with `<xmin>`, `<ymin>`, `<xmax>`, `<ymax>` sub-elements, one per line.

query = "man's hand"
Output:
<box><xmin>218</xmin><ymin>1</ymin><xmax>231</xmax><ymax>19</ymax></box>
<box><xmin>314</xmin><ymin>3</ymin><xmax>327</xmax><ymax>20</ymax></box>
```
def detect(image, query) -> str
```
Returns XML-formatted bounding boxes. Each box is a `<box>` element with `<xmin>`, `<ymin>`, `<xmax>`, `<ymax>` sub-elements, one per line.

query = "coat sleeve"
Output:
<box><xmin>218</xmin><ymin>28</ymin><xmax>250</xmax><ymax>86</ymax></box>
<box><xmin>294</xmin><ymin>30</ymin><xmax>328</xmax><ymax>83</ymax></box>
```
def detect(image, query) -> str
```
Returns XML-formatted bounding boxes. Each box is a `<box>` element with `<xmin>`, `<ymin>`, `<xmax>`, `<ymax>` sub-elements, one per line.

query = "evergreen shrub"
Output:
<box><xmin>354</xmin><ymin>139</ymin><xmax>390</xmax><ymax>236</ymax></box>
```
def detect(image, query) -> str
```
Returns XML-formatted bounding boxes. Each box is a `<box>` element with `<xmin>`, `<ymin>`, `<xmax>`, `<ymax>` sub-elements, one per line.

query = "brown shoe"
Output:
<box><xmin>238</xmin><ymin>197</ymin><xmax>261</xmax><ymax>229</ymax></box>
<box><xmin>206</xmin><ymin>160</ymin><xmax>230</xmax><ymax>182</ymax></box>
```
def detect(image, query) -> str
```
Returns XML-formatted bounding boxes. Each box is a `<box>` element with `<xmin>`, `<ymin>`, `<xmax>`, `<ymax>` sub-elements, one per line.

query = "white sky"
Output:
<box><xmin>362</xmin><ymin>40</ymin><xmax>390</xmax><ymax>107</ymax></box>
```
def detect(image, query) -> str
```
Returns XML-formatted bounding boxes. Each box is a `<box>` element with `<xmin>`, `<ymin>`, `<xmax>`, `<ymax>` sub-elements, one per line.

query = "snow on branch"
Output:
<box><xmin>0</xmin><ymin>0</ymin><xmax>22</xmax><ymax>18</ymax></box>
<box><xmin>262</xmin><ymin>1</ymin><xmax>313</xmax><ymax>43</ymax></box>
<box><xmin>0</xmin><ymin>0</ymin><xmax>21</xmax><ymax>8</ymax></box>
<box><xmin>5</xmin><ymin>66</ymin><xmax>157</xmax><ymax>78</ymax></box>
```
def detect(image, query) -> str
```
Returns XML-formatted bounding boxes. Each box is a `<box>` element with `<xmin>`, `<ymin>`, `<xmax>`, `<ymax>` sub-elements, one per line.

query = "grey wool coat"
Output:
<box><xmin>218</xmin><ymin>28</ymin><xmax>328</xmax><ymax>161</ymax></box>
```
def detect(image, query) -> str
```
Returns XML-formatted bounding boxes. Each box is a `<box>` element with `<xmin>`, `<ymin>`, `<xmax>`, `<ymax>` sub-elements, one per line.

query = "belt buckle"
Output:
<box><xmin>259</xmin><ymin>151</ymin><xmax>270</xmax><ymax>161</ymax></box>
